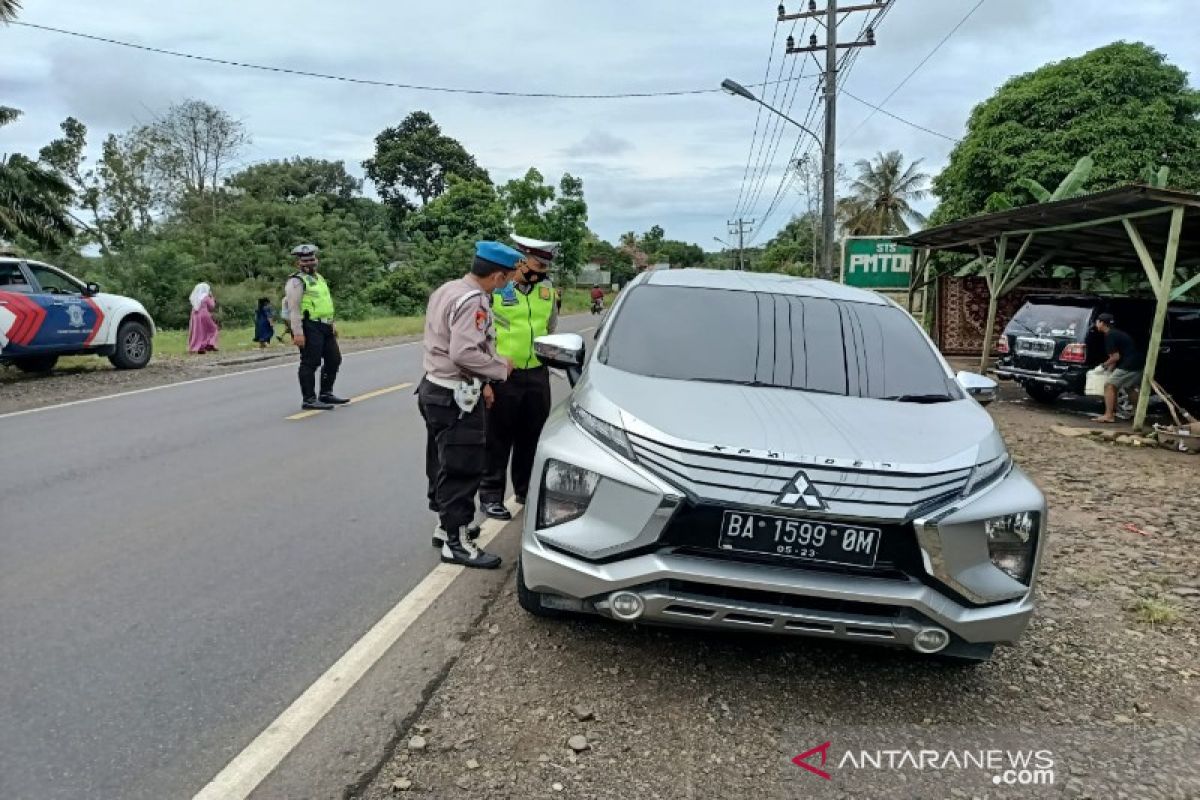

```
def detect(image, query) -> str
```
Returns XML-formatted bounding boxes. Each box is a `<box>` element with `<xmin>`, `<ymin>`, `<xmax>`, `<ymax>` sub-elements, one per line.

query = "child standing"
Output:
<box><xmin>254</xmin><ymin>297</ymin><xmax>275</xmax><ymax>348</ymax></box>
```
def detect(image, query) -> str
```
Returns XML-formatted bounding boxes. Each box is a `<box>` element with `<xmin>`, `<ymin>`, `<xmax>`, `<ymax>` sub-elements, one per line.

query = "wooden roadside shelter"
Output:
<box><xmin>898</xmin><ymin>186</ymin><xmax>1200</xmax><ymax>431</ymax></box>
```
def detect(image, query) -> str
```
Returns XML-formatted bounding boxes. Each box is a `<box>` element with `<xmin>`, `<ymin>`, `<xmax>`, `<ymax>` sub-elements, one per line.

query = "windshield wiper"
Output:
<box><xmin>881</xmin><ymin>393</ymin><xmax>955</xmax><ymax>404</ymax></box>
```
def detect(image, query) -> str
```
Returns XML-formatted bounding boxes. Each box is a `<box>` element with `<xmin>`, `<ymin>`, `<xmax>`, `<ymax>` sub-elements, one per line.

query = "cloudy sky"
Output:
<box><xmin>3</xmin><ymin>1</ymin><xmax>1198</xmax><ymax>249</ymax></box>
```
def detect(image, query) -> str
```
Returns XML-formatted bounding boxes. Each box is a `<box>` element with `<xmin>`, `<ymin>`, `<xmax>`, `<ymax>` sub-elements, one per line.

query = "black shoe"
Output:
<box><xmin>441</xmin><ymin>528</ymin><xmax>501</xmax><ymax>569</ymax></box>
<box><xmin>319</xmin><ymin>393</ymin><xmax>351</xmax><ymax>405</ymax></box>
<box><xmin>482</xmin><ymin>502</ymin><xmax>512</xmax><ymax>520</ymax></box>
<box><xmin>432</xmin><ymin>522</ymin><xmax>481</xmax><ymax>548</ymax></box>
<box><xmin>301</xmin><ymin>398</ymin><xmax>335</xmax><ymax>410</ymax></box>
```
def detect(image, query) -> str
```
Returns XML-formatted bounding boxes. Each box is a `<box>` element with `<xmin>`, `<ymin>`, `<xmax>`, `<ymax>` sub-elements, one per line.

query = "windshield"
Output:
<box><xmin>599</xmin><ymin>285</ymin><xmax>961</xmax><ymax>401</ymax></box>
<box><xmin>1008</xmin><ymin>303</ymin><xmax>1090</xmax><ymax>339</ymax></box>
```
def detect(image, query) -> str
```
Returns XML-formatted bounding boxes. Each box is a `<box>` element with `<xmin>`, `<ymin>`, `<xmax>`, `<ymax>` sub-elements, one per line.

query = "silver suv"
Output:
<box><xmin>521</xmin><ymin>269</ymin><xmax>1045</xmax><ymax>662</ymax></box>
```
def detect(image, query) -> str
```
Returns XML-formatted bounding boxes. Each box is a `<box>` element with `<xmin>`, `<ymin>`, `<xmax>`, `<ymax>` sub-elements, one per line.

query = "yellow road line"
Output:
<box><xmin>286</xmin><ymin>382</ymin><xmax>413</xmax><ymax>420</ymax></box>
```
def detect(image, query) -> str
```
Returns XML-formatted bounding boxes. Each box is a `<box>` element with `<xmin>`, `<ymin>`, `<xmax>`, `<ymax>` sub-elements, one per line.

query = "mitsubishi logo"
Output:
<box><xmin>777</xmin><ymin>471</ymin><xmax>826</xmax><ymax>510</ymax></box>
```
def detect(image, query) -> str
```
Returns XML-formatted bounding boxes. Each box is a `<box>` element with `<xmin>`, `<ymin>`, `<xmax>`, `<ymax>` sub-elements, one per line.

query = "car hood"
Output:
<box><xmin>578</xmin><ymin>363</ymin><xmax>1002</xmax><ymax>472</ymax></box>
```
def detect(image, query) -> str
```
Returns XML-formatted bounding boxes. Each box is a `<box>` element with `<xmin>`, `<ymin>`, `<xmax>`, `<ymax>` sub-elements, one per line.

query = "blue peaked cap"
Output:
<box><xmin>474</xmin><ymin>241</ymin><xmax>523</xmax><ymax>270</ymax></box>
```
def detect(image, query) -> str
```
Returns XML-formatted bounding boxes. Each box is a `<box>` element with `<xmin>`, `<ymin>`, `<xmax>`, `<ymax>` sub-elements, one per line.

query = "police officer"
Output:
<box><xmin>479</xmin><ymin>235</ymin><xmax>560</xmax><ymax>520</ymax></box>
<box><xmin>286</xmin><ymin>244</ymin><xmax>348</xmax><ymax>410</ymax></box>
<box><xmin>420</xmin><ymin>241</ymin><xmax>519</xmax><ymax>568</ymax></box>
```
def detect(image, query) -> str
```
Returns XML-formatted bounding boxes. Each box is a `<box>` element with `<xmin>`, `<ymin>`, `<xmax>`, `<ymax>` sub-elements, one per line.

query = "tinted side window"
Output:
<box><xmin>28</xmin><ymin>265</ymin><xmax>82</xmax><ymax>295</ymax></box>
<box><xmin>0</xmin><ymin>262</ymin><xmax>32</xmax><ymax>292</ymax></box>
<box><xmin>1169</xmin><ymin>308</ymin><xmax>1200</xmax><ymax>340</ymax></box>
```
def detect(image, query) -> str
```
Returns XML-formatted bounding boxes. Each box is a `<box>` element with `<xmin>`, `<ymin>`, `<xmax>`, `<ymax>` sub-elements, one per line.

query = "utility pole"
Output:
<box><xmin>727</xmin><ymin>218</ymin><xmax>754</xmax><ymax>270</ymax></box>
<box><xmin>781</xmin><ymin>1</ymin><xmax>879</xmax><ymax>280</ymax></box>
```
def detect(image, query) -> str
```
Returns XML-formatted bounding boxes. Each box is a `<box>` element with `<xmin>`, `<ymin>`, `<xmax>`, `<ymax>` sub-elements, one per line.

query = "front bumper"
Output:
<box><xmin>521</xmin><ymin>539</ymin><xmax>1035</xmax><ymax>647</ymax></box>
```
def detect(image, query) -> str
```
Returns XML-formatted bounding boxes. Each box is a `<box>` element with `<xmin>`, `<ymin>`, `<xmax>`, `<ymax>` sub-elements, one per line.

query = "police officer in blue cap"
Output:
<box><xmin>419</xmin><ymin>241</ymin><xmax>520</xmax><ymax>568</ymax></box>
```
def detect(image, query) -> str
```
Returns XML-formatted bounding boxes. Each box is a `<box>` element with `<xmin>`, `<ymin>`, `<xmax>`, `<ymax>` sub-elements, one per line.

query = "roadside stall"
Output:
<box><xmin>898</xmin><ymin>185</ymin><xmax>1200</xmax><ymax>432</ymax></box>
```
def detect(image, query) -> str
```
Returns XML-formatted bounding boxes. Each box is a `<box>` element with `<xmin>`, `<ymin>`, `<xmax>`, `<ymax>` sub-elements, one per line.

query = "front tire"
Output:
<box><xmin>1023</xmin><ymin>382</ymin><xmax>1063</xmax><ymax>404</ymax></box>
<box><xmin>14</xmin><ymin>355</ymin><xmax>59</xmax><ymax>373</ymax></box>
<box><xmin>108</xmin><ymin>320</ymin><xmax>152</xmax><ymax>369</ymax></box>
<box><xmin>516</xmin><ymin>557</ymin><xmax>573</xmax><ymax>619</ymax></box>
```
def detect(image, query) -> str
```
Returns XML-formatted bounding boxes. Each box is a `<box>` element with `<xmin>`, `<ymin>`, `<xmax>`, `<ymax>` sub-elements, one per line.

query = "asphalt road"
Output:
<box><xmin>0</xmin><ymin>316</ymin><xmax>594</xmax><ymax>800</ymax></box>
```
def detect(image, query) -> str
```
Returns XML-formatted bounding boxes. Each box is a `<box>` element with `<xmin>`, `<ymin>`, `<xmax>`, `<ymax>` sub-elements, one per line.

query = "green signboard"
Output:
<box><xmin>841</xmin><ymin>237</ymin><xmax>914</xmax><ymax>289</ymax></box>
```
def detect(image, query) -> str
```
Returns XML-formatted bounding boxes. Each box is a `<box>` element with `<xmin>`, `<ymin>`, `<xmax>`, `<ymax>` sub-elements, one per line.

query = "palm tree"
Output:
<box><xmin>0</xmin><ymin>108</ymin><xmax>75</xmax><ymax>247</ymax></box>
<box><xmin>837</xmin><ymin>150</ymin><xmax>929</xmax><ymax>236</ymax></box>
<box><xmin>1</xmin><ymin>0</ymin><xmax>22</xmax><ymax>23</ymax></box>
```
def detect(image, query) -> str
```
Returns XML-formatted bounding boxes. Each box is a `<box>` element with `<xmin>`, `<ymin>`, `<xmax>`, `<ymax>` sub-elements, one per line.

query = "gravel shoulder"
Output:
<box><xmin>0</xmin><ymin>335</ymin><xmax>417</xmax><ymax>415</ymax></box>
<box><xmin>357</xmin><ymin>387</ymin><xmax>1200</xmax><ymax>799</ymax></box>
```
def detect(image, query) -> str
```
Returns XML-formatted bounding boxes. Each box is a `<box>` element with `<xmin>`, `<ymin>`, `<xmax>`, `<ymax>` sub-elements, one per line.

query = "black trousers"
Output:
<box><xmin>298</xmin><ymin>319</ymin><xmax>342</xmax><ymax>400</ymax></box>
<box><xmin>419</xmin><ymin>379</ymin><xmax>487</xmax><ymax>532</ymax></box>
<box><xmin>481</xmin><ymin>366</ymin><xmax>551</xmax><ymax>503</ymax></box>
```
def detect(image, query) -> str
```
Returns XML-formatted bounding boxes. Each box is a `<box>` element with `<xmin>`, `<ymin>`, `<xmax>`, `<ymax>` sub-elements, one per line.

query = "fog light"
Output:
<box><xmin>985</xmin><ymin>511</ymin><xmax>1040</xmax><ymax>583</ymax></box>
<box><xmin>609</xmin><ymin>591</ymin><xmax>644</xmax><ymax>621</ymax></box>
<box><xmin>913</xmin><ymin>627</ymin><xmax>950</xmax><ymax>654</ymax></box>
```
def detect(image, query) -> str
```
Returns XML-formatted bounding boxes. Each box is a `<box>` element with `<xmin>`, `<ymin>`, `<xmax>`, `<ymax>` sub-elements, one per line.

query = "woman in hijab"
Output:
<box><xmin>188</xmin><ymin>283</ymin><xmax>220</xmax><ymax>353</ymax></box>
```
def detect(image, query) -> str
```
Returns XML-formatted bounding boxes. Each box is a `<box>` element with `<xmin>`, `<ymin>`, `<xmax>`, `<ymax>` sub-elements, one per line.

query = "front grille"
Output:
<box><xmin>629</xmin><ymin>431</ymin><xmax>970</xmax><ymax>522</ymax></box>
<box><xmin>659</xmin><ymin>503</ymin><xmax>926</xmax><ymax>580</ymax></box>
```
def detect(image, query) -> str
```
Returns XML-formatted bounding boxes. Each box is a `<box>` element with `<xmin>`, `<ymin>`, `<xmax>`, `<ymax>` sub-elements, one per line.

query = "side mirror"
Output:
<box><xmin>956</xmin><ymin>370</ymin><xmax>998</xmax><ymax>406</ymax></box>
<box><xmin>84</xmin><ymin>282</ymin><xmax>100</xmax><ymax>296</ymax></box>
<box><xmin>535</xmin><ymin>333</ymin><xmax>585</xmax><ymax>386</ymax></box>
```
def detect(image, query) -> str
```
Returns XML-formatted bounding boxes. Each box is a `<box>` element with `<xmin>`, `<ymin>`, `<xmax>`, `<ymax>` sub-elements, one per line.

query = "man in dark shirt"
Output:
<box><xmin>1092</xmin><ymin>312</ymin><xmax>1144</xmax><ymax>423</ymax></box>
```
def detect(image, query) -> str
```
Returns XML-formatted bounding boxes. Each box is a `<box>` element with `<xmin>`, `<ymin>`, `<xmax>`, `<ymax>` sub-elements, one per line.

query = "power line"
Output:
<box><xmin>732</xmin><ymin>22</ymin><xmax>782</xmax><ymax>219</ymax></box>
<box><xmin>739</xmin><ymin>17</ymin><xmax>813</xmax><ymax>221</ymax></box>
<box><xmin>9</xmin><ymin>20</ymin><xmax>790</xmax><ymax>101</ymax></box>
<box><xmin>840</xmin><ymin>89</ymin><xmax>958</xmax><ymax>142</ymax></box>
<box><xmin>839</xmin><ymin>0</ymin><xmax>986</xmax><ymax>145</ymax></box>
<box><xmin>750</xmin><ymin>0</ymin><xmax>895</xmax><ymax>245</ymax></box>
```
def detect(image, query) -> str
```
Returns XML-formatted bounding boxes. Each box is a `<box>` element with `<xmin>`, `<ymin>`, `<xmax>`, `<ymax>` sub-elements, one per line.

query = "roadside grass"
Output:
<box><xmin>153</xmin><ymin>315</ymin><xmax>427</xmax><ymax>357</ymax></box>
<box><xmin>3</xmin><ymin>292</ymin><xmax>601</xmax><ymax>380</ymax></box>
<box><xmin>1131</xmin><ymin>596</ymin><xmax>1181</xmax><ymax>625</ymax></box>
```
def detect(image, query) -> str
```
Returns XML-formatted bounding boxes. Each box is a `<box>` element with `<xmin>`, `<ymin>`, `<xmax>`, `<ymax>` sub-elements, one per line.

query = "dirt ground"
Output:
<box><xmin>358</xmin><ymin>386</ymin><xmax>1200</xmax><ymax>800</ymax></box>
<box><xmin>0</xmin><ymin>335</ymin><xmax>415</xmax><ymax>415</ymax></box>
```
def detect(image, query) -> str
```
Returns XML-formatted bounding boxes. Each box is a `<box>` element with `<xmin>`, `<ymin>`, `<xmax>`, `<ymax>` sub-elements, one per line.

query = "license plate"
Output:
<box><xmin>717</xmin><ymin>511</ymin><xmax>881</xmax><ymax>568</ymax></box>
<box><xmin>1015</xmin><ymin>337</ymin><xmax>1055</xmax><ymax>359</ymax></box>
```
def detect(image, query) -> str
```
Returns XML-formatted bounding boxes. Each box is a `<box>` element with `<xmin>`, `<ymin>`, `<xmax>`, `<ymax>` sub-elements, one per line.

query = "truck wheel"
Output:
<box><xmin>1024</xmin><ymin>383</ymin><xmax>1063</xmax><ymax>404</ymax></box>
<box><xmin>14</xmin><ymin>355</ymin><xmax>59</xmax><ymax>373</ymax></box>
<box><xmin>516</xmin><ymin>557</ymin><xmax>573</xmax><ymax>619</ymax></box>
<box><xmin>108</xmin><ymin>320</ymin><xmax>152</xmax><ymax>369</ymax></box>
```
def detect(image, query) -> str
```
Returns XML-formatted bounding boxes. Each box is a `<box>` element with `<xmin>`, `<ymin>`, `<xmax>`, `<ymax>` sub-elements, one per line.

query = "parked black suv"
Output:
<box><xmin>994</xmin><ymin>294</ymin><xmax>1200</xmax><ymax>411</ymax></box>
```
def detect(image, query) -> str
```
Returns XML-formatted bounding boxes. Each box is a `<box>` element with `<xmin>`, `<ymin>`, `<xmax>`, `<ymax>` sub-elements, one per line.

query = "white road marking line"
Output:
<box><xmin>285</xmin><ymin>382</ymin><xmax>414</xmax><ymax>421</ymax></box>
<box><xmin>192</xmin><ymin>498</ymin><xmax>520</xmax><ymax>800</ymax></box>
<box><xmin>580</xmin><ymin>326</ymin><xmax>595</xmax><ymax>333</ymax></box>
<box><xmin>0</xmin><ymin>343</ymin><xmax>417</xmax><ymax>421</ymax></box>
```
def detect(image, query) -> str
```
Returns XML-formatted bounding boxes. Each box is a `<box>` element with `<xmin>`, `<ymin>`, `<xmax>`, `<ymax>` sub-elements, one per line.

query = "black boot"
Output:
<box><xmin>302</xmin><ymin>397</ymin><xmax>335</xmax><ymax>410</ymax></box>
<box><xmin>441</xmin><ymin>527</ymin><xmax>501</xmax><ymax>569</ymax></box>
<box><xmin>482</xmin><ymin>501</ymin><xmax>512</xmax><ymax>520</ymax></box>
<box><xmin>431</xmin><ymin>522</ymin><xmax>481</xmax><ymax>548</ymax></box>
<box><xmin>319</xmin><ymin>393</ymin><xmax>351</xmax><ymax>405</ymax></box>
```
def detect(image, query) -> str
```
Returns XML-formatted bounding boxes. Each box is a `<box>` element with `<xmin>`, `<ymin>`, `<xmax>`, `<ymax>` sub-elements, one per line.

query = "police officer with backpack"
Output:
<box><xmin>285</xmin><ymin>244</ymin><xmax>348</xmax><ymax>410</ymax></box>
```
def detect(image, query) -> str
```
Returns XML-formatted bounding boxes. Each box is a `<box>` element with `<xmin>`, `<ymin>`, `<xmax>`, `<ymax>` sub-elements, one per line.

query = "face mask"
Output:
<box><xmin>523</xmin><ymin>269</ymin><xmax>546</xmax><ymax>285</ymax></box>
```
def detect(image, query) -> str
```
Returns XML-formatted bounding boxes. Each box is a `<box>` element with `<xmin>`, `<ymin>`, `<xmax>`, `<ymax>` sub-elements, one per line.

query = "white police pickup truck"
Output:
<box><xmin>0</xmin><ymin>257</ymin><xmax>155</xmax><ymax>373</ymax></box>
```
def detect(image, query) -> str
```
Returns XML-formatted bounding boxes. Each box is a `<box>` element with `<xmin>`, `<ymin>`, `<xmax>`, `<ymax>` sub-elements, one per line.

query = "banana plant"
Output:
<box><xmin>1016</xmin><ymin>156</ymin><xmax>1095</xmax><ymax>203</ymax></box>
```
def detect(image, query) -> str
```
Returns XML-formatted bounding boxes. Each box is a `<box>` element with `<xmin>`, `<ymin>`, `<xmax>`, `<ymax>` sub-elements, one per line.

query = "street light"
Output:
<box><xmin>722</xmin><ymin>77</ymin><xmax>830</xmax><ymax>278</ymax></box>
<box><xmin>720</xmin><ymin>79</ymin><xmax>822</xmax><ymax>150</ymax></box>
<box><xmin>713</xmin><ymin>236</ymin><xmax>737</xmax><ymax>270</ymax></box>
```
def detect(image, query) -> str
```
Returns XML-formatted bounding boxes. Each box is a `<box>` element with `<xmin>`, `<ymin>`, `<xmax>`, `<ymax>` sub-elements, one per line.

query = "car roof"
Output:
<box><xmin>642</xmin><ymin>268</ymin><xmax>889</xmax><ymax>305</ymax></box>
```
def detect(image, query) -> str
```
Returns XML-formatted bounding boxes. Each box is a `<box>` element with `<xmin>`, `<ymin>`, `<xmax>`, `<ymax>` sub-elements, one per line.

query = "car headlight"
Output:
<box><xmin>963</xmin><ymin>453</ymin><xmax>1011</xmax><ymax>497</ymax></box>
<box><xmin>569</xmin><ymin>402</ymin><xmax>636</xmax><ymax>461</ymax></box>
<box><xmin>538</xmin><ymin>459</ymin><xmax>601</xmax><ymax>528</ymax></box>
<box><xmin>985</xmin><ymin>511</ymin><xmax>1039</xmax><ymax>583</ymax></box>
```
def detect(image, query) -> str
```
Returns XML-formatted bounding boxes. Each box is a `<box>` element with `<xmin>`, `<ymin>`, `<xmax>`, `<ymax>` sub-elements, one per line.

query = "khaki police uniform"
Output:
<box><xmin>419</xmin><ymin>277</ymin><xmax>510</xmax><ymax>537</ymax></box>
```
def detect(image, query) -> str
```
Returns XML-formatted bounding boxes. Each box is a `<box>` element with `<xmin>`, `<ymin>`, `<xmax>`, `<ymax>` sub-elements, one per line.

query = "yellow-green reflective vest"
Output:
<box><xmin>492</xmin><ymin>283</ymin><xmax>555</xmax><ymax>369</ymax></box>
<box><xmin>295</xmin><ymin>272</ymin><xmax>335</xmax><ymax>319</ymax></box>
